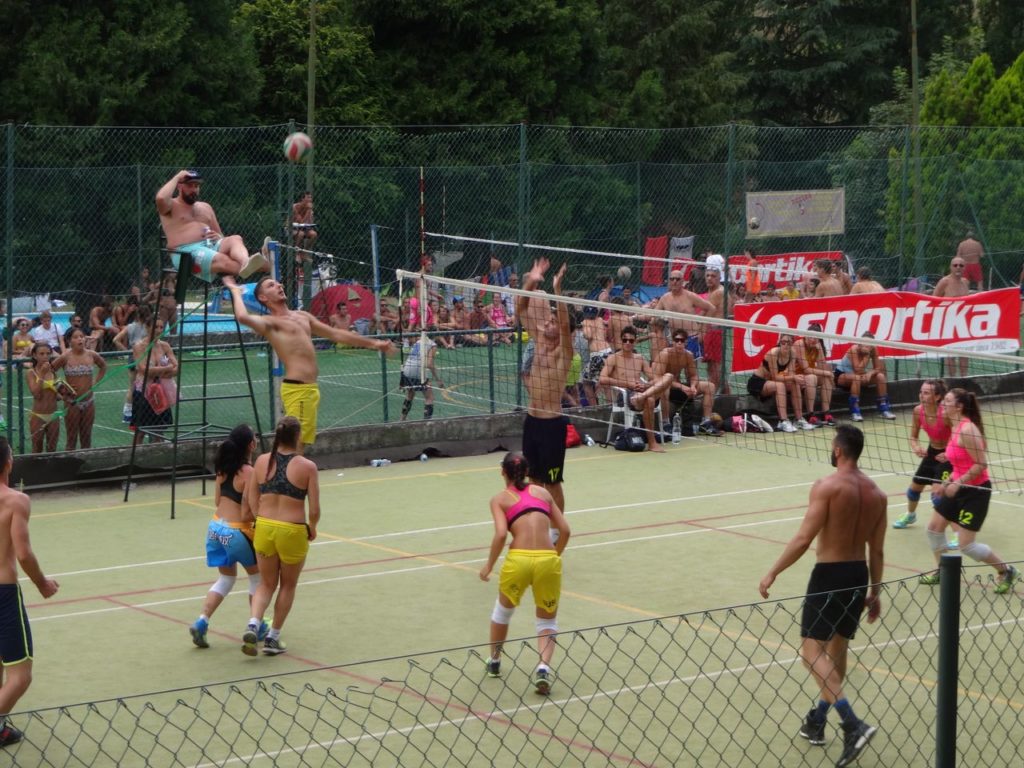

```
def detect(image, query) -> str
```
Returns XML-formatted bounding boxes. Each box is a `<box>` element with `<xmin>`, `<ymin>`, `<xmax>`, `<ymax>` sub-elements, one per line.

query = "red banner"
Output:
<box><xmin>730</xmin><ymin>288</ymin><xmax>1021</xmax><ymax>372</ymax></box>
<box><xmin>677</xmin><ymin>250</ymin><xmax>842</xmax><ymax>288</ymax></box>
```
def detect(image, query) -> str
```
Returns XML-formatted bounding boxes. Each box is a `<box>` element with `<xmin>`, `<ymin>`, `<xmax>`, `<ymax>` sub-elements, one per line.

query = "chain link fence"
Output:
<box><xmin>3</xmin><ymin>123</ymin><xmax>1024</xmax><ymax>453</ymax></box>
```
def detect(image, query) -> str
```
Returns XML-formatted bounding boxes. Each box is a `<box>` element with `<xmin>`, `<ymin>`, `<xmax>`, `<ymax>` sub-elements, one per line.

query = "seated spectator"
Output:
<box><xmin>487</xmin><ymin>256</ymin><xmax>512</xmax><ymax>287</ymax></box>
<box><xmin>113</xmin><ymin>295</ymin><xmax>140</xmax><ymax>330</ymax></box>
<box><xmin>745</xmin><ymin>333</ymin><xmax>816</xmax><ymax>432</ymax></box>
<box><xmin>814</xmin><ymin>259</ymin><xmax>843</xmax><ymax>297</ymax></box>
<box><xmin>328</xmin><ymin>301</ymin><xmax>351</xmax><ymax>332</ymax></box>
<box><xmin>29</xmin><ymin>310</ymin><xmax>66</xmax><ymax>355</ymax></box>
<box><xmin>777</xmin><ymin>280</ymin><xmax>801</xmax><ymax>301</ymax></box>
<box><xmin>88</xmin><ymin>296</ymin><xmax>118</xmax><ymax>351</ymax></box>
<box><xmin>63</xmin><ymin>315</ymin><xmax>87</xmax><ymax>348</ymax></box>
<box><xmin>463</xmin><ymin>296</ymin><xmax>493</xmax><ymax>346</ymax></box>
<box><xmin>834</xmin><ymin>332</ymin><xmax>896</xmax><ymax>421</ymax></box>
<box><xmin>599</xmin><ymin>325</ymin><xmax>673</xmax><ymax>453</ymax></box>
<box><xmin>10</xmin><ymin>317</ymin><xmax>35</xmax><ymax>358</ymax></box>
<box><xmin>376</xmin><ymin>299</ymin><xmax>400</xmax><ymax>335</ymax></box>
<box><xmin>434</xmin><ymin>305</ymin><xmax>457</xmax><ymax>349</ymax></box>
<box><xmin>487</xmin><ymin>298</ymin><xmax>513</xmax><ymax>344</ymax></box>
<box><xmin>850</xmin><ymin>266</ymin><xmax>885</xmax><ymax>294</ymax></box>
<box><xmin>653</xmin><ymin>330</ymin><xmax>721</xmax><ymax>435</ymax></box>
<box><xmin>620</xmin><ymin>286</ymin><xmax>643</xmax><ymax>307</ymax></box>
<box><xmin>793</xmin><ymin>323</ymin><xmax>835</xmax><ymax>426</ymax></box>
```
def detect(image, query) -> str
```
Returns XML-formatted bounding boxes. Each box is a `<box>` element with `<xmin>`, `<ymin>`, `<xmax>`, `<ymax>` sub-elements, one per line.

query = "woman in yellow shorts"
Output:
<box><xmin>241</xmin><ymin>416</ymin><xmax>320</xmax><ymax>656</ymax></box>
<box><xmin>479</xmin><ymin>451</ymin><xmax>571</xmax><ymax>694</ymax></box>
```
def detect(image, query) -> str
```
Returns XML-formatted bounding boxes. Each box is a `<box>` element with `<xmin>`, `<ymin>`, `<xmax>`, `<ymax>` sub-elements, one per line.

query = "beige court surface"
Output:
<box><xmin>19</xmin><ymin>429</ymin><xmax>1024</xmax><ymax>714</ymax></box>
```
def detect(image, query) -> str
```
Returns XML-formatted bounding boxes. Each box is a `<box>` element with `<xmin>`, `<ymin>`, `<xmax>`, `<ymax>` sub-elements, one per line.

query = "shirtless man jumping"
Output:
<box><xmin>759</xmin><ymin>425</ymin><xmax>885</xmax><ymax>768</ymax></box>
<box><xmin>157</xmin><ymin>170</ymin><xmax>269</xmax><ymax>283</ymax></box>
<box><xmin>224</xmin><ymin>277</ymin><xmax>394</xmax><ymax>449</ymax></box>
<box><xmin>518</xmin><ymin>259</ymin><xmax>573</xmax><ymax>511</ymax></box>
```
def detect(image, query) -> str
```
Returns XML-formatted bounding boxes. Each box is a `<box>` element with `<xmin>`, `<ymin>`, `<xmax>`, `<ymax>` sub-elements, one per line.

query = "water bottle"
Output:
<box><xmin>419</xmin><ymin>453</ymin><xmax>429</xmax><ymax>462</ymax></box>
<box><xmin>371</xmin><ymin>459</ymin><xmax>391</xmax><ymax>467</ymax></box>
<box><xmin>672</xmin><ymin>414</ymin><xmax>682</xmax><ymax>445</ymax></box>
<box><xmin>583</xmin><ymin>434</ymin><xmax>596</xmax><ymax>447</ymax></box>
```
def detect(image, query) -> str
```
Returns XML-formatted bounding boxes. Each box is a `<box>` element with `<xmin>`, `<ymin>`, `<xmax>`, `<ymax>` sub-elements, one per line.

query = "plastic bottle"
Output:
<box><xmin>371</xmin><ymin>459</ymin><xmax>392</xmax><ymax>467</ymax></box>
<box><xmin>583</xmin><ymin>434</ymin><xmax>596</xmax><ymax>447</ymax></box>
<box><xmin>672</xmin><ymin>414</ymin><xmax>682</xmax><ymax>444</ymax></box>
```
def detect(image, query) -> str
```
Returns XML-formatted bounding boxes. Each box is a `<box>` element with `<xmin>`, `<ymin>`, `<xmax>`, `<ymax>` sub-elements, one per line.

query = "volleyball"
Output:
<box><xmin>748</xmin><ymin>216</ymin><xmax>760</xmax><ymax>230</ymax></box>
<box><xmin>283</xmin><ymin>132</ymin><xmax>313</xmax><ymax>163</ymax></box>
<box><xmin>617</xmin><ymin>265</ymin><xmax>632</xmax><ymax>282</ymax></box>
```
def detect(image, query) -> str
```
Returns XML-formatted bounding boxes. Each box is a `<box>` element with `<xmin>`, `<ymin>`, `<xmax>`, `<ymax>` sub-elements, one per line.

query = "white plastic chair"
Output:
<box><xmin>606</xmin><ymin>386</ymin><xmax>663</xmax><ymax>444</ymax></box>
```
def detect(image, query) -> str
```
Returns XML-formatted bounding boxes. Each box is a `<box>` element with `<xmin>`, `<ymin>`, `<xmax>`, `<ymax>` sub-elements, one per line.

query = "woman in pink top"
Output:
<box><xmin>894</xmin><ymin>380</ymin><xmax>952</xmax><ymax>531</ymax></box>
<box><xmin>920</xmin><ymin>388</ymin><xmax>1017</xmax><ymax>592</ymax></box>
<box><xmin>479</xmin><ymin>451</ymin><xmax>570</xmax><ymax>694</ymax></box>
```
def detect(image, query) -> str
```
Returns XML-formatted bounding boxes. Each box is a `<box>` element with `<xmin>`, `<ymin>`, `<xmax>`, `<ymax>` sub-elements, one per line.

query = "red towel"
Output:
<box><xmin>643</xmin><ymin>236</ymin><xmax>668</xmax><ymax>285</ymax></box>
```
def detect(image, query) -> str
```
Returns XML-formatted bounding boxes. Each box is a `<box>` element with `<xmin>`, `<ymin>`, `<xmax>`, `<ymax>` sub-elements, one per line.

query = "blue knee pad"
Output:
<box><xmin>906</xmin><ymin>488</ymin><xmax>921</xmax><ymax>503</ymax></box>
<box><xmin>930</xmin><ymin>493</ymin><xmax>943</xmax><ymax>509</ymax></box>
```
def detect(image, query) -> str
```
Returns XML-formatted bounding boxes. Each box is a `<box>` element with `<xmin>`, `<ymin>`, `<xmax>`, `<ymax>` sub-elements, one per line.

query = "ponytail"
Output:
<box><xmin>267</xmin><ymin>416</ymin><xmax>301</xmax><ymax>475</ymax></box>
<box><xmin>501</xmin><ymin>451</ymin><xmax>530</xmax><ymax>491</ymax></box>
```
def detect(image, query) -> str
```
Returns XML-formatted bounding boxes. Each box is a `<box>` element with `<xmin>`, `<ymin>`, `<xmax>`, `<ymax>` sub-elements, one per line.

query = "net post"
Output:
<box><xmin>936</xmin><ymin>551</ymin><xmax>961</xmax><ymax>768</ymax></box>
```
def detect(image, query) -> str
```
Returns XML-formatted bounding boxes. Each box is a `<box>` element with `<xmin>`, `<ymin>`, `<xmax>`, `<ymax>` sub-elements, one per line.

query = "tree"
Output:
<box><xmin>978</xmin><ymin>0</ymin><xmax>1024</xmax><ymax>72</ymax></box>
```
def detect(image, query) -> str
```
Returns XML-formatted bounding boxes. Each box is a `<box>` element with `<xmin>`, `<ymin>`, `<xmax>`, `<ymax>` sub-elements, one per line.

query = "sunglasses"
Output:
<box><xmin>673</xmin><ymin>337</ymin><xmax>687</xmax><ymax>343</ymax></box>
<box><xmin>621</xmin><ymin>337</ymin><xmax>637</xmax><ymax>343</ymax></box>
<box><xmin>952</xmin><ymin>264</ymin><xmax>965</xmax><ymax>268</ymax></box>
<box><xmin>668</xmin><ymin>277</ymin><xmax>683</xmax><ymax>282</ymax></box>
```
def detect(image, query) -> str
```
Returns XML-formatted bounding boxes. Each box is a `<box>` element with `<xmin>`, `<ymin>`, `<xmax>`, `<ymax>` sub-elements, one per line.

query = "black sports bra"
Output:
<box><xmin>258</xmin><ymin>453</ymin><xmax>307</xmax><ymax>500</ymax></box>
<box><xmin>220</xmin><ymin>475</ymin><xmax>243</xmax><ymax>505</ymax></box>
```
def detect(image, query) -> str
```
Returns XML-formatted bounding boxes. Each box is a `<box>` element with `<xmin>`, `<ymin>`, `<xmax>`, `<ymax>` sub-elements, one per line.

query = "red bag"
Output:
<box><xmin>145</xmin><ymin>379</ymin><xmax>171</xmax><ymax>414</ymax></box>
<box><xmin>565</xmin><ymin>423</ymin><xmax>582</xmax><ymax>448</ymax></box>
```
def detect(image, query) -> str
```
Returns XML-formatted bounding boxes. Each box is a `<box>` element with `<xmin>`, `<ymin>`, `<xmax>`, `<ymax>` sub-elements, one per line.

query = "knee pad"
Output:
<box><xmin>491</xmin><ymin>600</ymin><xmax>515</xmax><ymax>625</ymax></box>
<box><xmin>401</xmin><ymin>398</ymin><xmax>413</xmax><ymax>417</ymax></box>
<box><xmin>424</xmin><ymin>404</ymin><xmax>434</xmax><ymax>419</ymax></box>
<box><xmin>248</xmin><ymin>573</ymin><xmax>261</xmax><ymax>595</ymax></box>
<box><xmin>961</xmin><ymin>541</ymin><xmax>992</xmax><ymax>562</ymax></box>
<box><xmin>927</xmin><ymin>530</ymin><xmax>948</xmax><ymax>554</ymax></box>
<box><xmin>930</xmin><ymin>493</ymin><xmax>943</xmax><ymax>509</ymax></box>
<box><xmin>536</xmin><ymin>617</ymin><xmax>558</xmax><ymax>635</ymax></box>
<box><xmin>210</xmin><ymin>574</ymin><xmax>236</xmax><ymax>597</ymax></box>
<box><xmin>906</xmin><ymin>488</ymin><xmax>921</xmax><ymax>503</ymax></box>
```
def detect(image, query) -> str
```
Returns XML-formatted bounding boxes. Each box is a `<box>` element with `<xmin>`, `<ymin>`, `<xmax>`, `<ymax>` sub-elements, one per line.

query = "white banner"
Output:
<box><xmin>746</xmin><ymin>189</ymin><xmax>845</xmax><ymax>238</ymax></box>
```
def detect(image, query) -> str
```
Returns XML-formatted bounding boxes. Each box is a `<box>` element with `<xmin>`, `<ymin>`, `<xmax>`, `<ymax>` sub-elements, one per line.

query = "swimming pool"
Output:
<box><xmin>7</xmin><ymin>310</ymin><xmax>244</xmax><ymax>336</ymax></box>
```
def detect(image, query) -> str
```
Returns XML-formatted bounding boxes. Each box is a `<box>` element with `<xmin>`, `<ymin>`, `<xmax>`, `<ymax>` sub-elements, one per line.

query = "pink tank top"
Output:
<box><xmin>946</xmin><ymin>419</ymin><xmax>989</xmax><ymax>485</ymax></box>
<box><xmin>504</xmin><ymin>485</ymin><xmax>551</xmax><ymax>527</ymax></box>
<box><xmin>918</xmin><ymin>404</ymin><xmax>951</xmax><ymax>445</ymax></box>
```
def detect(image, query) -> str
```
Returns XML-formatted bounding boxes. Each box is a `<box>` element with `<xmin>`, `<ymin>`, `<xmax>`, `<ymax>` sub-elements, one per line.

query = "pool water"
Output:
<box><xmin>10</xmin><ymin>311</ymin><xmax>243</xmax><ymax>336</ymax></box>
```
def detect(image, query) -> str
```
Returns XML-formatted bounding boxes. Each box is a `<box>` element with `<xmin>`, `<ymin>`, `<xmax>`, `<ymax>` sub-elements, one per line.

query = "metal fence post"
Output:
<box><xmin>936</xmin><ymin>551</ymin><xmax>961</xmax><ymax>768</ymax></box>
<box><xmin>5</xmin><ymin>123</ymin><xmax>14</xmax><ymax>442</ymax></box>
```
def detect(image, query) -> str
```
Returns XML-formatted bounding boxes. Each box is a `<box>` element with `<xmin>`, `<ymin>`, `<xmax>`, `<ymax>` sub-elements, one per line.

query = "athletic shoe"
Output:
<box><xmin>263</xmin><ymin>636</ymin><xmax>288</xmax><ymax>655</ymax></box>
<box><xmin>0</xmin><ymin>718</ymin><xmax>23</xmax><ymax>748</ymax></box>
<box><xmin>892</xmin><ymin>512</ymin><xmax>917</xmax><ymax>529</ymax></box>
<box><xmin>880</xmin><ymin>407</ymin><xmax>896</xmax><ymax>420</ymax></box>
<box><xmin>485</xmin><ymin>658</ymin><xmax>501</xmax><ymax>678</ymax></box>
<box><xmin>242</xmin><ymin>623</ymin><xmax>260</xmax><ymax>657</ymax></box>
<box><xmin>947</xmin><ymin>533</ymin><xmax>959</xmax><ymax>549</ymax></box>
<box><xmin>807</xmin><ymin>415</ymin><xmax>821</xmax><ymax>427</ymax></box>
<box><xmin>749</xmin><ymin>414</ymin><xmax>774</xmax><ymax>433</ymax></box>
<box><xmin>257</xmin><ymin>619</ymin><xmax>270</xmax><ymax>642</ymax></box>
<box><xmin>995</xmin><ymin>564</ymin><xmax>1018</xmax><ymax>595</ymax></box>
<box><xmin>699</xmin><ymin>418</ymin><xmax>723</xmax><ymax>436</ymax></box>
<box><xmin>798</xmin><ymin>711</ymin><xmax>826</xmax><ymax>746</ymax></box>
<box><xmin>823</xmin><ymin>412</ymin><xmax>836</xmax><ymax>426</ymax></box>
<box><xmin>796</xmin><ymin>418</ymin><xmax>816</xmax><ymax>431</ymax></box>
<box><xmin>850</xmin><ymin>408</ymin><xmax>864</xmax><ymax>422</ymax></box>
<box><xmin>261</xmin><ymin>235</ymin><xmax>272</xmax><ymax>258</ymax></box>
<box><xmin>779</xmin><ymin>419</ymin><xmax>799</xmax><ymax>433</ymax></box>
<box><xmin>533</xmin><ymin>668</ymin><xmax>551</xmax><ymax>695</ymax></box>
<box><xmin>919</xmin><ymin>571</ymin><xmax>940</xmax><ymax>586</ymax></box>
<box><xmin>836</xmin><ymin>720</ymin><xmax>877</xmax><ymax>767</ymax></box>
<box><xmin>190</xmin><ymin>617</ymin><xmax>210</xmax><ymax>649</ymax></box>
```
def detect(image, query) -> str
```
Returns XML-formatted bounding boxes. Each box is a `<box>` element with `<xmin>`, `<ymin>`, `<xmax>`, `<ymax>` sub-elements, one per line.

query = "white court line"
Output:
<box><xmin>191</xmin><ymin>612</ymin><xmax>1024</xmax><ymax>768</ymax></box>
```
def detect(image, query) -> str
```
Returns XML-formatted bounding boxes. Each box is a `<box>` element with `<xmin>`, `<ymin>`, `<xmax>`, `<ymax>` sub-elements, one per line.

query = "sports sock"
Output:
<box><xmin>812</xmin><ymin>699</ymin><xmax>830</xmax><ymax>722</ymax></box>
<box><xmin>268</xmin><ymin>628</ymin><xmax>281</xmax><ymax>641</ymax></box>
<box><xmin>199</xmin><ymin>614</ymin><xmax>208</xmax><ymax>623</ymax></box>
<box><xmin>834</xmin><ymin>698</ymin><xmax>857</xmax><ymax>724</ymax></box>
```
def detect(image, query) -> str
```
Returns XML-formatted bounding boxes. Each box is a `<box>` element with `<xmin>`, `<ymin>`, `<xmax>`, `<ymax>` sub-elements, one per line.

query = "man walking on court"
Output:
<box><xmin>224</xmin><ymin>277</ymin><xmax>395</xmax><ymax>448</ymax></box>
<box><xmin>758</xmin><ymin>425</ymin><xmax>886</xmax><ymax>768</ymax></box>
<box><xmin>517</xmin><ymin>259</ymin><xmax>573</xmax><ymax>511</ymax></box>
<box><xmin>0</xmin><ymin>437</ymin><xmax>60</xmax><ymax>748</ymax></box>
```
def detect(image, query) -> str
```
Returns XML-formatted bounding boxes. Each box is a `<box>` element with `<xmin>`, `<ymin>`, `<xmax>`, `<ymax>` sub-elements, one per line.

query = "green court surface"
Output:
<box><xmin>12</xmin><ymin>436</ymin><xmax>1024</xmax><ymax>766</ymax></box>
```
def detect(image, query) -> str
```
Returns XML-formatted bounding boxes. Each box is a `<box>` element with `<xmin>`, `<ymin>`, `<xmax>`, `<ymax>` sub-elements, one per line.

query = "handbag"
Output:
<box><xmin>145</xmin><ymin>378</ymin><xmax>174</xmax><ymax>414</ymax></box>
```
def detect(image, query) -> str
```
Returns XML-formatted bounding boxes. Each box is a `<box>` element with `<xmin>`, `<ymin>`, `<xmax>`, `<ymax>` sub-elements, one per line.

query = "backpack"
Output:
<box><xmin>614</xmin><ymin>428</ymin><xmax>647</xmax><ymax>452</ymax></box>
<box><xmin>565</xmin><ymin>423</ymin><xmax>582</xmax><ymax>448</ymax></box>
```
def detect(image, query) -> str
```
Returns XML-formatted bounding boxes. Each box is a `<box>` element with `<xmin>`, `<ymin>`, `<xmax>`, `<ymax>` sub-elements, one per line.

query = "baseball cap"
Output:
<box><xmin>182</xmin><ymin>170</ymin><xmax>203</xmax><ymax>182</ymax></box>
<box><xmin>705</xmin><ymin>254</ymin><xmax>725</xmax><ymax>279</ymax></box>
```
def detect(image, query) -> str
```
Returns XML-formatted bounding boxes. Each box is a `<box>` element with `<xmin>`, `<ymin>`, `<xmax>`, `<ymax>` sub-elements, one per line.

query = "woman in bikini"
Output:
<box><xmin>25</xmin><ymin>342</ymin><xmax>64</xmax><ymax>453</ymax></box>
<box><xmin>51</xmin><ymin>328</ymin><xmax>107</xmax><ymax>450</ymax></box>
<box><xmin>10</xmin><ymin>318</ymin><xmax>35</xmax><ymax>359</ymax></box>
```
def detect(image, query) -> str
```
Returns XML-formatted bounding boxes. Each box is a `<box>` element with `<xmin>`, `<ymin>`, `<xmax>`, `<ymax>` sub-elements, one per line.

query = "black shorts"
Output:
<box><xmin>801</xmin><ymin>561</ymin><xmax>868</xmax><ymax>641</ymax></box>
<box><xmin>747</xmin><ymin>374</ymin><xmax>768</xmax><ymax>399</ymax></box>
<box><xmin>400</xmin><ymin>373</ymin><xmax>430</xmax><ymax>392</ymax></box>
<box><xmin>0</xmin><ymin>584</ymin><xmax>33</xmax><ymax>663</ymax></box>
<box><xmin>913</xmin><ymin>446</ymin><xmax>953</xmax><ymax>486</ymax></box>
<box><xmin>132</xmin><ymin>388</ymin><xmax>173</xmax><ymax>432</ymax></box>
<box><xmin>669</xmin><ymin>388</ymin><xmax>690</xmax><ymax>405</ymax></box>
<box><xmin>935</xmin><ymin>480</ymin><xmax>991</xmax><ymax>532</ymax></box>
<box><xmin>522</xmin><ymin>414</ymin><xmax>568</xmax><ymax>486</ymax></box>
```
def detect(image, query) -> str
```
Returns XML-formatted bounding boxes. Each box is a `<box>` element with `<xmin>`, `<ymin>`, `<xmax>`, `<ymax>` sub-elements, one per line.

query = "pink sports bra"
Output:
<box><xmin>504</xmin><ymin>485</ymin><xmax>551</xmax><ymax>527</ymax></box>
<box><xmin>918</xmin><ymin>404</ymin><xmax>951</xmax><ymax>445</ymax></box>
<box><xmin>946</xmin><ymin>419</ymin><xmax>989</xmax><ymax>485</ymax></box>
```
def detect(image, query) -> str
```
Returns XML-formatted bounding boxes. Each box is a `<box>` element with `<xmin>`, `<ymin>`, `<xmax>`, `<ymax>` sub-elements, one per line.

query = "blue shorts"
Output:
<box><xmin>205</xmin><ymin>518</ymin><xmax>257</xmax><ymax>568</ymax></box>
<box><xmin>173</xmin><ymin>239</ymin><xmax>220</xmax><ymax>282</ymax></box>
<box><xmin>0</xmin><ymin>584</ymin><xmax>33</xmax><ymax>665</ymax></box>
<box><xmin>686</xmin><ymin>334</ymin><xmax>703</xmax><ymax>361</ymax></box>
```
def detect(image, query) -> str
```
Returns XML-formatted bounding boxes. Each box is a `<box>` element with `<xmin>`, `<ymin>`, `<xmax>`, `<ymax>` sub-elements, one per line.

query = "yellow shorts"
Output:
<box><xmin>280</xmin><ymin>381</ymin><xmax>320</xmax><ymax>446</ymax></box>
<box><xmin>253</xmin><ymin>517</ymin><xmax>310</xmax><ymax>565</ymax></box>
<box><xmin>499</xmin><ymin>549</ymin><xmax>562</xmax><ymax>613</ymax></box>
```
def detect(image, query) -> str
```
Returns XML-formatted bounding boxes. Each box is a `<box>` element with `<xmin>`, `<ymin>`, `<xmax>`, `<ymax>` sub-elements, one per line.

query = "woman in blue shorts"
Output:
<box><xmin>189</xmin><ymin>424</ymin><xmax>262</xmax><ymax>648</ymax></box>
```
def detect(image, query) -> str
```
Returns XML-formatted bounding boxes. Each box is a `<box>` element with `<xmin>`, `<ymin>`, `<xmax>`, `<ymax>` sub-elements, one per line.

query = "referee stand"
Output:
<box><xmin>123</xmin><ymin>249</ymin><xmax>266</xmax><ymax>518</ymax></box>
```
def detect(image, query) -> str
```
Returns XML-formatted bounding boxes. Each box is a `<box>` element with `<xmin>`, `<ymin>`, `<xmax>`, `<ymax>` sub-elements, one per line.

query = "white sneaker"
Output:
<box><xmin>779</xmin><ymin>419</ymin><xmax>798</xmax><ymax>433</ymax></box>
<box><xmin>749</xmin><ymin>414</ymin><xmax>774</xmax><ymax>433</ymax></box>
<box><xmin>796</xmin><ymin>418</ymin><xmax>816</xmax><ymax>430</ymax></box>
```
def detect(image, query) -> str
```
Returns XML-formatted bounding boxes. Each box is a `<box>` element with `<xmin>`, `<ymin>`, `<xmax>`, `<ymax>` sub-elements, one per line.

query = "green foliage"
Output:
<box><xmin>978</xmin><ymin>0</ymin><xmax>1024</xmax><ymax>71</ymax></box>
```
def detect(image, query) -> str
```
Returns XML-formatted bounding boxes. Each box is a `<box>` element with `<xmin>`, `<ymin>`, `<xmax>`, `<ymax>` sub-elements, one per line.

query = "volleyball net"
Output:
<box><xmin>8</xmin><ymin>565</ymin><xmax>1022</xmax><ymax>767</ymax></box>
<box><xmin>395</xmin><ymin>246</ymin><xmax>1024</xmax><ymax>493</ymax></box>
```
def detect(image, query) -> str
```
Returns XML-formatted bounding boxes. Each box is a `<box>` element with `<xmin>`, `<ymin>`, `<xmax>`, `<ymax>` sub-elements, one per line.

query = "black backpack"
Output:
<box><xmin>613</xmin><ymin>428</ymin><xmax>647</xmax><ymax>452</ymax></box>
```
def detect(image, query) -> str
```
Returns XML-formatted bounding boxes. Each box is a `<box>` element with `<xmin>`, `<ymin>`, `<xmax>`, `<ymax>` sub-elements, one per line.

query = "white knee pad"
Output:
<box><xmin>210</xmin><ymin>574</ymin><xmax>236</xmax><ymax>597</ymax></box>
<box><xmin>961</xmin><ymin>541</ymin><xmax>992</xmax><ymax>562</ymax></box>
<box><xmin>491</xmin><ymin>600</ymin><xmax>515</xmax><ymax>625</ymax></box>
<box><xmin>927</xmin><ymin>530</ymin><xmax>948</xmax><ymax>554</ymax></box>
<box><xmin>248</xmin><ymin>573</ymin><xmax>261</xmax><ymax>595</ymax></box>
<box><xmin>536</xmin><ymin>617</ymin><xmax>558</xmax><ymax>634</ymax></box>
